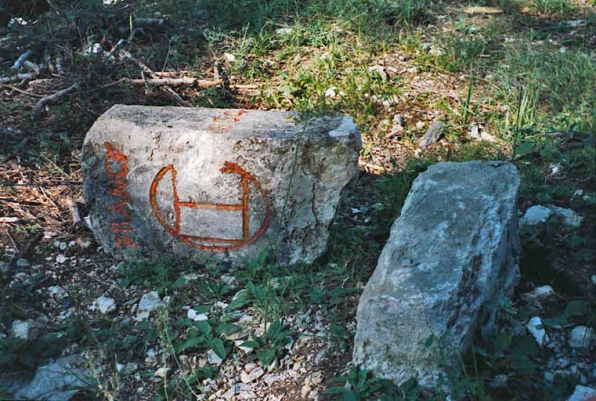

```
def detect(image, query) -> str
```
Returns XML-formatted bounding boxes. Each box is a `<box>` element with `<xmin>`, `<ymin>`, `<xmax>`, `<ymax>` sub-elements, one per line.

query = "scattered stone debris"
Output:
<box><xmin>521</xmin><ymin>204</ymin><xmax>583</xmax><ymax>237</ymax></box>
<box><xmin>353</xmin><ymin>161</ymin><xmax>521</xmax><ymax>386</ymax></box>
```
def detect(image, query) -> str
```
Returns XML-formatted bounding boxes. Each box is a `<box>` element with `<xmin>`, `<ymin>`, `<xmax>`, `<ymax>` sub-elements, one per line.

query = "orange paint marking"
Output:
<box><xmin>207</xmin><ymin>110</ymin><xmax>249</xmax><ymax>133</ymax></box>
<box><xmin>149</xmin><ymin>161</ymin><xmax>271</xmax><ymax>252</ymax></box>
<box><xmin>104</xmin><ymin>142</ymin><xmax>138</xmax><ymax>249</ymax></box>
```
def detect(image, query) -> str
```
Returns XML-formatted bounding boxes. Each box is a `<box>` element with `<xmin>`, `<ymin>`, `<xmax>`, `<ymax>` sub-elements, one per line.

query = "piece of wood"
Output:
<box><xmin>418</xmin><ymin>121</ymin><xmax>445</xmax><ymax>149</ymax></box>
<box><xmin>11</xmin><ymin>49</ymin><xmax>35</xmax><ymax>70</ymax></box>
<box><xmin>123</xmin><ymin>77</ymin><xmax>223</xmax><ymax>87</ymax></box>
<box><xmin>32</xmin><ymin>83</ymin><xmax>79</xmax><ymax>120</ymax></box>
<box><xmin>0</xmin><ymin>73</ymin><xmax>35</xmax><ymax>84</ymax></box>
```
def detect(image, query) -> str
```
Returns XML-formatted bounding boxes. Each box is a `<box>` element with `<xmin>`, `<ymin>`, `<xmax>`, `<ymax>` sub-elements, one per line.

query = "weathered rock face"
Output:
<box><xmin>82</xmin><ymin>105</ymin><xmax>360</xmax><ymax>265</ymax></box>
<box><xmin>353</xmin><ymin>161</ymin><xmax>521</xmax><ymax>387</ymax></box>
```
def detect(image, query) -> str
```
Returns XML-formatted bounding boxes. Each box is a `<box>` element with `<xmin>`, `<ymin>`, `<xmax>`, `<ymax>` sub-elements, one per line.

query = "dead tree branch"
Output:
<box><xmin>0</xmin><ymin>73</ymin><xmax>36</xmax><ymax>84</ymax></box>
<box><xmin>123</xmin><ymin>77</ymin><xmax>223</xmax><ymax>87</ymax></box>
<box><xmin>119</xmin><ymin>49</ymin><xmax>191</xmax><ymax>107</ymax></box>
<box><xmin>12</xmin><ymin>49</ymin><xmax>35</xmax><ymax>70</ymax></box>
<box><xmin>32</xmin><ymin>83</ymin><xmax>79</xmax><ymax>120</ymax></box>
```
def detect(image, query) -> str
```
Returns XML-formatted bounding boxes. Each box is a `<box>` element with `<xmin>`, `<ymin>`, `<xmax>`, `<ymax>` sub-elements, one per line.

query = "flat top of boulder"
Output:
<box><xmin>93</xmin><ymin>105</ymin><xmax>360</xmax><ymax>143</ymax></box>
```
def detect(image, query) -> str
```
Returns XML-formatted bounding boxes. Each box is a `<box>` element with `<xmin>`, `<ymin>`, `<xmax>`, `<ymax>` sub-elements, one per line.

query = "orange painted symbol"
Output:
<box><xmin>149</xmin><ymin>162</ymin><xmax>271</xmax><ymax>252</ymax></box>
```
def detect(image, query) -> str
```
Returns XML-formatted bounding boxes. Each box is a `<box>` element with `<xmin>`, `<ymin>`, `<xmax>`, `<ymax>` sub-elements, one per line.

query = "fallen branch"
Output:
<box><xmin>134</xmin><ymin>17</ymin><xmax>167</xmax><ymax>27</ymax></box>
<box><xmin>12</xmin><ymin>49</ymin><xmax>35</xmax><ymax>70</ymax></box>
<box><xmin>0</xmin><ymin>73</ymin><xmax>36</xmax><ymax>84</ymax></box>
<box><xmin>32</xmin><ymin>83</ymin><xmax>79</xmax><ymax>120</ymax></box>
<box><xmin>123</xmin><ymin>77</ymin><xmax>223</xmax><ymax>87</ymax></box>
<box><xmin>0</xmin><ymin>84</ymin><xmax>45</xmax><ymax>97</ymax></box>
<box><xmin>119</xmin><ymin>49</ymin><xmax>191</xmax><ymax>106</ymax></box>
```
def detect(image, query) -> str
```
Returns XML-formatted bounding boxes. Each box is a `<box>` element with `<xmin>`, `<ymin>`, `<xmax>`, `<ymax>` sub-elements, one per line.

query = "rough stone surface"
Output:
<box><xmin>353</xmin><ymin>161</ymin><xmax>521</xmax><ymax>387</ymax></box>
<box><xmin>5</xmin><ymin>356</ymin><xmax>89</xmax><ymax>401</ymax></box>
<box><xmin>568</xmin><ymin>385</ymin><xmax>596</xmax><ymax>401</ymax></box>
<box><xmin>82</xmin><ymin>105</ymin><xmax>360</xmax><ymax>265</ymax></box>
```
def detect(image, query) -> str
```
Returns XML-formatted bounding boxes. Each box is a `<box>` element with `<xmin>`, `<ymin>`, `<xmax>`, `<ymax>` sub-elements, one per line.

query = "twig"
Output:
<box><xmin>12</xmin><ymin>49</ymin><xmax>35</xmax><ymax>70</ymax></box>
<box><xmin>0</xmin><ymin>84</ymin><xmax>45</xmax><ymax>97</ymax></box>
<box><xmin>32</xmin><ymin>83</ymin><xmax>79</xmax><ymax>120</ymax></box>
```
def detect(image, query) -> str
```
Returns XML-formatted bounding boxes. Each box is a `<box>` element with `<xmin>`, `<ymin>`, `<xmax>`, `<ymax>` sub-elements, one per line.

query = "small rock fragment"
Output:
<box><xmin>569</xmin><ymin>326</ymin><xmax>594</xmax><ymax>350</ymax></box>
<box><xmin>549</xmin><ymin>206</ymin><xmax>582</xmax><ymax>228</ymax></box>
<box><xmin>418</xmin><ymin>121</ymin><xmax>444</xmax><ymax>149</ymax></box>
<box><xmin>521</xmin><ymin>205</ymin><xmax>552</xmax><ymax>227</ymax></box>
<box><xmin>240</xmin><ymin>367</ymin><xmax>264</xmax><ymax>383</ymax></box>
<box><xmin>16</xmin><ymin>258</ymin><xmax>30</xmax><ymax>268</ymax></box>
<box><xmin>154</xmin><ymin>367</ymin><xmax>168</xmax><ymax>378</ymax></box>
<box><xmin>527</xmin><ymin>317</ymin><xmax>549</xmax><ymax>347</ymax></box>
<box><xmin>187</xmin><ymin>308</ymin><xmax>208</xmax><ymax>321</ymax></box>
<box><xmin>208</xmin><ymin>350</ymin><xmax>223</xmax><ymax>365</ymax></box>
<box><xmin>94</xmin><ymin>296</ymin><xmax>117</xmax><ymax>314</ymax></box>
<box><xmin>310</xmin><ymin>371</ymin><xmax>324</xmax><ymax>385</ymax></box>
<box><xmin>11</xmin><ymin>320</ymin><xmax>32</xmax><ymax>340</ymax></box>
<box><xmin>521</xmin><ymin>285</ymin><xmax>555</xmax><ymax>303</ymax></box>
<box><xmin>138</xmin><ymin>291</ymin><xmax>163</xmax><ymax>313</ymax></box>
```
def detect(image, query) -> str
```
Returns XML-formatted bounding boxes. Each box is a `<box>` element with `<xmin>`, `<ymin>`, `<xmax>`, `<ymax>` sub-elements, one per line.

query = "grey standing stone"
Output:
<box><xmin>353</xmin><ymin>161</ymin><xmax>521</xmax><ymax>387</ymax></box>
<box><xmin>82</xmin><ymin>105</ymin><xmax>360</xmax><ymax>265</ymax></box>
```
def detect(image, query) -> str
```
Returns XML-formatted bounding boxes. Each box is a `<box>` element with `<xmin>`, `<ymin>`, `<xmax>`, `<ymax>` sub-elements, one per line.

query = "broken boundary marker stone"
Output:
<box><xmin>353</xmin><ymin>161</ymin><xmax>521</xmax><ymax>387</ymax></box>
<box><xmin>82</xmin><ymin>105</ymin><xmax>361</xmax><ymax>265</ymax></box>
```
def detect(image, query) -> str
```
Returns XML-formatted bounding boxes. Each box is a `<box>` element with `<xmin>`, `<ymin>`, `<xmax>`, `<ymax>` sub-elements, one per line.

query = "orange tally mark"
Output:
<box><xmin>104</xmin><ymin>142</ymin><xmax>138</xmax><ymax>249</ymax></box>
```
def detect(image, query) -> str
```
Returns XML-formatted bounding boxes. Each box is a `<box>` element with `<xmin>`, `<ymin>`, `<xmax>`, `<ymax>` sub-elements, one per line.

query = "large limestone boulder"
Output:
<box><xmin>353</xmin><ymin>161</ymin><xmax>521</xmax><ymax>387</ymax></box>
<box><xmin>82</xmin><ymin>105</ymin><xmax>360</xmax><ymax>265</ymax></box>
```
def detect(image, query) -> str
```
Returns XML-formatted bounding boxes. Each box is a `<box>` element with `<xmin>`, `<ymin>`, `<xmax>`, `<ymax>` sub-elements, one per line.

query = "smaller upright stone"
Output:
<box><xmin>353</xmin><ymin>161</ymin><xmax>521</xmax><ymax>387</ymax></box>
<box><xmin>94</xmin><ymin>296</ymin><xmax>117</xmax><ymax>314</ymax></box>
